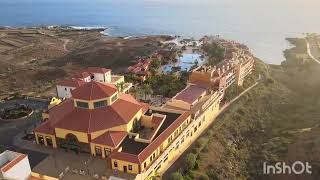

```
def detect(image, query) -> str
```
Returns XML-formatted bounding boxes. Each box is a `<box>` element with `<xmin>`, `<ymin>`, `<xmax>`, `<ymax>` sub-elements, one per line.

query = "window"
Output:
<box><xmin>150</xmin><ymin>156</ymin><xmax>153</xmax><ymax>162</ymax></box>
<box><xmin>114</xmin><ymin>161</ymin><xmax>118</xmax><ymax>167</ymax></box>
<box><xmin>95</xmin><ymin>146</ymin><xmax>102</xmax><ymax>156</ymax></box>
<box><xmin>153</xmin><ymin>153</ymin><xmax>156</xmax><ymax>159</ymax></box>
<box><xmin>128</xmin><ymin>165</ymin><xmax>132</xmax><ymax>171</ymax></box>
<box><xmin>104</xmin><ymin>148</ymin><xmax>111</xmax><ymax>157</ymax></box>
<box><xmin>94</xmin><ymin>100</ymin><xmax>106</xmax><ymax>108</ymax></box>
<box><xmin>163</xmin><ymin>156</ymin><xmax>168</xmax><ymax>162</ymax></box>
<box><xmin>76</xmin><ymin>101</ymin><xmax>89</xmax><ymax>109</ymax></box>
<box><xmin>111</xmin><ymin>94</ymin><xmax>118</xmax><ymax>102</ymax></box>
<box><xmin>144</xmin><ymin>162</ymin><xmax>147</xmax><ymax>168</ymax></box>
<box><xmin>46</xmin><ymin>137</ymin><xmax>53</xmax><ymax>146</ymax></box>
<box><xmin>174</xmin><ymin>130</ymin><xmax>178</xmax><ymax>137</ymax></box>
<box><xmin>38</xmin><ymin>135</ymin><xmax>44</xmax><ymax>145</ymax></box>
<box><xmin>65</xmin><ymin>88</ymin><xmax>67</xmax><ymax>91</ymax></box>
<box><xmin>175</xmin><ymin>142</ymin><xmax>179</xmax><ymax>150</ymax></box>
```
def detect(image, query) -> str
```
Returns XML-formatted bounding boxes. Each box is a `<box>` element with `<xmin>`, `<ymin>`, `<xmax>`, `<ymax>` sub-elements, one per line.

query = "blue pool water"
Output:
<box><xmin>163</xmin><ymin>53</ymin><xmax>203</xmax><ymax>73</ymax></box>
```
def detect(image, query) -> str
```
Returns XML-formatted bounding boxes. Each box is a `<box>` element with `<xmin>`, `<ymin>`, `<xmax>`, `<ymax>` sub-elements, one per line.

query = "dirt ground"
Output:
<box><xmin>0</xmin><ymin>27</ymin><xmax>170</xmax><ymax>98</ymax></box>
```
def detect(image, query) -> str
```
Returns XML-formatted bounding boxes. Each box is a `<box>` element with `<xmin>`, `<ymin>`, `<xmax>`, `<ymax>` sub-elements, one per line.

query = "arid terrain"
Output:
<box><xmin>0</xmin><ymin>27</ymin><xmax>169</xmax><ymax>98</ymax></box>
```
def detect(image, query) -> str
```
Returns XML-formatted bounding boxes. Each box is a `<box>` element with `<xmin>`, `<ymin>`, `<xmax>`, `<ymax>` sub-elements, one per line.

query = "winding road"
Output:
<box><xmin>62</xmin><ymin>39</ymin><xmax>71</xmax><ymax>52</ymax></box>
<box><xmin>306</xmin><ymin>38</ymin><xmax>320</xmax><ymax>64</ymax></box>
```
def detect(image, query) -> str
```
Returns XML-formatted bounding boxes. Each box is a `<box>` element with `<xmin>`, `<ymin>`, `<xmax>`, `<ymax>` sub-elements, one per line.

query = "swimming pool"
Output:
<box><xmin>163</xmin><ymin>53</ymin><xmax>204</xmax><ymax>73</ymax></box>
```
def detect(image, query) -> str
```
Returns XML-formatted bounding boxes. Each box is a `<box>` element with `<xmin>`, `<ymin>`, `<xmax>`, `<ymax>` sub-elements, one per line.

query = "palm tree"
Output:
<box><xmin>141</xmin><ymin>84</ymin><xmax>152</xmax><ymax>101</ymax></box>
<box><xmin>129</xmin><ymin>86</ymin><xmax>138</xmax><ymax>99</ymax></box>
<box><xmin>116</xmin><ymin>82</ymin><xmax>125</xmax><ymax>92</ymax></box>
<box><xmin>159</xmin><ymin>85</ymin><xmax>169</xmax><ymax>103</ymax></box>
<box><xmin>136</xmin><ymin>86</ymin><xmax>144</xmax><ymax>101</ymax></box>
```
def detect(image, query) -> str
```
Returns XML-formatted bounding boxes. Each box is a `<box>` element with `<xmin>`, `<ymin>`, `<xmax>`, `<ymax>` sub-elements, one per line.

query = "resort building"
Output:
<box><xmin>0</xmin><ymin>150</ymin><xmax>31</xmax><ymax>180</ymax></box>
<box><xmin>127</xmin><ymin>59</ymin><xmax>153</xmax><ymax>81</ymax></box>
<box><xmin>34</xmin><ymin>48</ymin><xmax>254</xmax><ymax>179</ymax></box>
<box><xmin>34</xmin><ymin>80</ymin><xmax>194</xmax><ymax>179</ymax></box>
<box><xmin>57</xmin><ymin>67</ymin><xmax>132</xmax><ymax>99</ymax></box>
<box><xmin>189</xmin><ymin>64</ymin><xmax>235</xmax><ymax>93</ymax></box>
<box><xmin>189</xmin><ymin>50</ymin><xmax>254</xmax><ymax>91</ymax></box>
<box><xmin>35</xmin><ymin>81</ymin><xmax>147</xmax><ymax>152</ymax></box>
<box><xmin>234</xmin><ymin>55</ymin><xmax>255</xmax><ymax>86</ymax></box>
<box><xmin>34</xmin><ymin>74</ymin><xmax>223</xmax><ymax>179</ymax></box>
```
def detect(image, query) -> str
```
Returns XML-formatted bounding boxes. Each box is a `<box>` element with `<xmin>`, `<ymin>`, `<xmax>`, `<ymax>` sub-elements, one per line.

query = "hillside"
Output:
<box><xmin>167</xmin><ymin>38</ymin><xmax>320</xmax><ymax>180</ymax></box>
<box><xmin>0</xmin><ymin>28</ymin><xmax>169</xmax><ymax>98</ymax></box>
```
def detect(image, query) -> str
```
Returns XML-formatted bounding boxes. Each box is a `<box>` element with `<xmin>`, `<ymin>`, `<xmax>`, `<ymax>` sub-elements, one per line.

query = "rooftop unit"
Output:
<box><xmin>0</xmin><ymin>150</ymin><xmax>31</xmax><ymax>180</ymax></box>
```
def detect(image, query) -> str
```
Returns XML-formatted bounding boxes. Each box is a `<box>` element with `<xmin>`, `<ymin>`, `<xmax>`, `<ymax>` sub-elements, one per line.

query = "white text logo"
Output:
<box><xmin>263</xmin><ymin>161</ymin><xmax>312</xmax><ymax>175</ymax></box>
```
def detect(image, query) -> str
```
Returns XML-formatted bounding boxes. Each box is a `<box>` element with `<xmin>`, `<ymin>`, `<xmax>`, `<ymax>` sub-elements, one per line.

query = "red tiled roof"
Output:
<box><xmin>191</xmin><ymin>81</ymin><xmax>211</xmax><ymax>89</ymax></box>
<box><xmin>92</xmin><ymin>131</ymin><xmax>127</xmax><ymax>147</ymax></box>
<box><xmin>47</xmin><ymin>99</ymin><xmax>75</xmax><ymax>127</ymax></box>
<box><xmin>131</xmin><ymin>67</ymin><xmax>142</xmax><ymax>73</ymax></box>
<box><xmin>174</xmin><ymin>85</ymin><xmax>207</xmax><ymax>104</ymax></box>
<box><xmin>71</xmin><ymin>81</ymin><xmax>117</xmax><ymax>100</ymax></box>
<box><xmin>128</xmin><ymin>59</ymin><xmax>153</xmax><ymax>74</ymax></box>
<box><xmin>140</xmin><ymin>102</ymin><xmax>150</xmax><ymax>113</ymax></box>
<box><xmin>57</xmin><ymin>78</ymin><xmax>86</xmax><ymax>88</ymax></box>
<box><xmin>110</xmin><ymin>151</ymin><xmax>141</xmax><ymax>164</ymax></box>
<box><xmin>47</xmin><ymin>93</ymin><xmax>142</xmax><ymax>133</ymax></box>
<box><xmin>73</xmin><ymin>72</ymin><xmax>91</xmax><ymax>79</ymax></box>
<box><xmin>34</xmin><ymin>121</ymin><xmax>55</xmax><ymax>135</ymax></box>
<box><xmin>87</xmin><ymin>67</ymin><xmax>111</xmax><ymax>74</ymax></box>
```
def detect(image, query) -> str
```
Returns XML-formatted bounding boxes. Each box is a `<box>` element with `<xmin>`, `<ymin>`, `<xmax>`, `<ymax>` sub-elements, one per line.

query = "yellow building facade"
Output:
<box><xmin>34</xmin><ymin>60</ymin><xmax>253</xmax><ymax>179</ymax></box>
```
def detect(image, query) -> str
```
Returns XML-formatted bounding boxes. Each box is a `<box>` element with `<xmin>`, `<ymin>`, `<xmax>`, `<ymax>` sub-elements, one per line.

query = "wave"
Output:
<box><xmin>69</xmin><ymin>26</ymin><xmax>108</xmax><ymax>30</ymax></box>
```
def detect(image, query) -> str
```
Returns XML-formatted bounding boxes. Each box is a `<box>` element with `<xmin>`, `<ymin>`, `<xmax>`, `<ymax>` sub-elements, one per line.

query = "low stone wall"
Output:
<box><xmin>0</xmin><ymin>110</ymin><xmax>34</xmax><ymax>122</ymax></box>
<box><xmin>30</xmin><ymin>172</ymin><xmax>59</xmax><ymax>180</ymax></box>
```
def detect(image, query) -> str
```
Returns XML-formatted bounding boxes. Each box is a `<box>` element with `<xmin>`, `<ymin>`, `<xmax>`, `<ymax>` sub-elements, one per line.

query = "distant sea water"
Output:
<box><xmin>1</xmin><ymin>0</ymin><xmax>320</xmax><ymax>64</ymax></box>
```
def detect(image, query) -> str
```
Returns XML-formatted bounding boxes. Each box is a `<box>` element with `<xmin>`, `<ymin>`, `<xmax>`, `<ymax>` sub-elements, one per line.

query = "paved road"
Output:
<box><xmin>306</xmin><ymin>38</ymin><xmax>320</xmax><ymax>64</ymax></box>
<box><xmin>0</xmin><ymin>98</ymin><xmax>50</xmax><ymax>168</ymax></box>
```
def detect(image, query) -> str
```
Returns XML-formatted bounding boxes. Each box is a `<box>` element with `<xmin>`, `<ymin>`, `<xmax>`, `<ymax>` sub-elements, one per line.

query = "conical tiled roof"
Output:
<box><xmin>71</xmin><ymin>81</ymin><xmax>117</xmax><ymax>100</ymax></box>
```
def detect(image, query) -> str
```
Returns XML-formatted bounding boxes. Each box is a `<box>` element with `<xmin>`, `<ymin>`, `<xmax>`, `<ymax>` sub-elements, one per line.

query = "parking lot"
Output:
<box><xmin>0</xmin><ymin>97</ymin><xmax>50</xmax><ymax>168</ymax></box>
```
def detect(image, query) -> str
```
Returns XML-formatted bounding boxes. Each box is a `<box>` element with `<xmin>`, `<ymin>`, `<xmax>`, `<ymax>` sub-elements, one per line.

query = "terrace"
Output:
<box><xmin>119</xmin><ymin>110</ymin><xmax>182</xmax><ymax>156</ymax></box>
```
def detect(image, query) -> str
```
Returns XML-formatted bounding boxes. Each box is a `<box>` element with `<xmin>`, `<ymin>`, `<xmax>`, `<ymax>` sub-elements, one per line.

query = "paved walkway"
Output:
<box><xmin>306</xmin><ymin>39</ymin><xmax>320</xmax><ymax>64</ymax></box>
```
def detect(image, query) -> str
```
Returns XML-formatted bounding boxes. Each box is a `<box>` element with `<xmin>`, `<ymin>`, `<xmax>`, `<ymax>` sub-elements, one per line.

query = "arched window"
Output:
<box><xmin>65</xmin><ymin>133</ymin><xmax>80</xmax><ymax>153</ymax></box>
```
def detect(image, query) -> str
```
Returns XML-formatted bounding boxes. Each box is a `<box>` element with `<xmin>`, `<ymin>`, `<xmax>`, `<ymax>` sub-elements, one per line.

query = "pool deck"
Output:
<box><xmin>162</xmin><ymin>47</ymin><xmax>207</xmax><ymax>73</ymax></box>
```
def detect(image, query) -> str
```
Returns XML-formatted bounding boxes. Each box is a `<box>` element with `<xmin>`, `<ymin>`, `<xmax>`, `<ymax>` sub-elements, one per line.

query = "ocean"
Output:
<box><xmin>1</xmin><ymin>0</ymin><xmax>320</xmax><ymax>64</ymax></box>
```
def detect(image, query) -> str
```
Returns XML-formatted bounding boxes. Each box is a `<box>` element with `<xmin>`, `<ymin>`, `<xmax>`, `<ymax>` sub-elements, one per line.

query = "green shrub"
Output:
<box><xmin>170</xmin><ymin>172</ymin><xmax>184</xmax><ymax>180</ymax></box>
<box><xmin>206</xmin><ymin>169</ymin><xmax>219</xmax><ymax>180</ymax></box>
<box><xmin>184</xmin><ymin>153</ymin><xmax>197</xmax><ymax>170</ymax></box>
<box><xmin>196</xmin><ymin>137</ymin><xmax>209</xmax><ymax>149</ymax></box>
<box><xmin>198</xmin><ymin>174</ymin><xmax>210</xmax><ymax>180</ymax></box>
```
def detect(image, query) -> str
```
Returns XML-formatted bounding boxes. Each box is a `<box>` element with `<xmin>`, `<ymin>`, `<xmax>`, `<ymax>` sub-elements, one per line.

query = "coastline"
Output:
<box><xmin>0</xmin><ymin>25</ymin><xmax>307</xmax><ymax>66</ymax></box>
